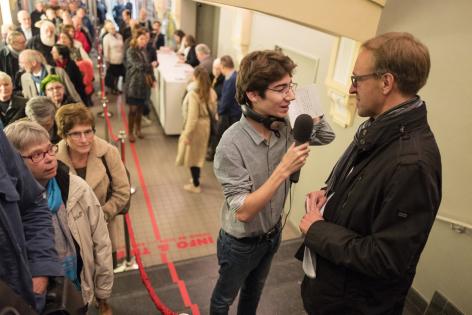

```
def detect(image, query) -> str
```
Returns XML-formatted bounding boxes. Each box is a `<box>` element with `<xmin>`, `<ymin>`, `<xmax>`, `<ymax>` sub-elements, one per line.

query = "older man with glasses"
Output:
<box><xmin>298</xmin><ymin>32</ymin><xmax>441</xmax><ymax>315</ymax></box>
<box><xmin>0</xmin><ymin>31</ymin><xmax>26</xmax><ymax>88</ymax></box>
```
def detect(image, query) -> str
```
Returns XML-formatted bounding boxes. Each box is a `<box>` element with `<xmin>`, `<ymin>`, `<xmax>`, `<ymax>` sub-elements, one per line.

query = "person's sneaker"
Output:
<box><xmin>141</xmin><ymin>116</ymin><xmax>152</xmax><ymax>126</ymax></box>
<box><xmin>183</xmin><ymin>183</ymin><xmax>201</xmax><ymax>193</ymax></box>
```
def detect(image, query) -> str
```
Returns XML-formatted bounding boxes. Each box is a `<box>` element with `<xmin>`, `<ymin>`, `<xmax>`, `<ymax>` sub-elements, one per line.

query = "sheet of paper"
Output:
<box><xmin>288</xmin><ymin>84</ymin><xmax>324</xmax><ymax>127</ymax></box>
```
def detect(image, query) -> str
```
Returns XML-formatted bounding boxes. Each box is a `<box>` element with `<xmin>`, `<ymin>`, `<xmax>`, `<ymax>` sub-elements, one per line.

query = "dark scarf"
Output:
<box><xmin>325</xmin><ymin>96</ymin><xmax>424</xmax><ymax>195</ymax></box>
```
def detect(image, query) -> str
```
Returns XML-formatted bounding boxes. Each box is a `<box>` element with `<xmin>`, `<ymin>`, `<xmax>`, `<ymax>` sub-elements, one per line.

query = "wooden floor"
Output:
<box><xmin>94</xmin><ymin>93</ymin><xmax>299</xmax><ymax>268</ymax></box>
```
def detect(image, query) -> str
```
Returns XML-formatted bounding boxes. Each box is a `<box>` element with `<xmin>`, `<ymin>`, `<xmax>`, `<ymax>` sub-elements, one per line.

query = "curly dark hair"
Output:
<box><xmin>236</xmin><ymin>50</ymin><xmax>296</xmax><ymax>106</ymax></box>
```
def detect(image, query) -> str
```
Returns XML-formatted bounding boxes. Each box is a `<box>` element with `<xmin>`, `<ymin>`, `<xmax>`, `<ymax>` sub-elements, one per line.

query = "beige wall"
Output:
<box><xmin>377</xmin><ymin>0</ymin><xmax>472</xmax><ymax>312</ymax></box>
<box><xmin>204</xmin><ymin>0</ymin><xmax>383</xmax><ymax>41</ymax></box>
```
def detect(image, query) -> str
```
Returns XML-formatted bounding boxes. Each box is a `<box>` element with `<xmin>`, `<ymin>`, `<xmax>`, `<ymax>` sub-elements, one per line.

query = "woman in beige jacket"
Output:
<box><xmin>55</xmin><ymin>103</ymin><xmax>130</xmax><ymax>270</ymax></box>
<box><xmin>4</xmin><ymin>120</ymin><xmax>113</xmax><ymax>313</ymax></box>
<box><xmin>176</xmin><ymin>66</ymin><xmax>216</xmax><ymax>193</ymax></box>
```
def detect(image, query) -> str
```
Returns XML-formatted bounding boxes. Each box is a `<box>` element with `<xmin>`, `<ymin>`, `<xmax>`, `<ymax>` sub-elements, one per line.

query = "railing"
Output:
<box><xmin>436</xmin><ymin>215</ymin><xmax>472</xmax><ymax>234</ymax></box>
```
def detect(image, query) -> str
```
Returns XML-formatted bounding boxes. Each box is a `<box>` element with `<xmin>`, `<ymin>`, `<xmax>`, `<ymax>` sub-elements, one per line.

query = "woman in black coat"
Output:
<box><xmin>51</xmin><ymin>44</ymin><xmax>88</xmax><ymax>105</ymax></box>
<box><xmin>183</xmin><ymin>35</ymin><xmax>199</xmax><ymax>68</ymax></box>
<box><xmin>125</xmin><ymin>28</ymin><xmax>156</xmax><ymax>142</ymax></box>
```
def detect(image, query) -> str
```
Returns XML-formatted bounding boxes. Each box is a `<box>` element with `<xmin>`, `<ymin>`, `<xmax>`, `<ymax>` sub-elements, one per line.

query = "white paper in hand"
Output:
<box><xmin>288</xmin><ymin>84</ymin><xmax>324</xmax><ymax>128</ymax></box>
<box><xmin>302</xmin><ymin>193</ymin><xmax>330</xmax><ymax>279</ymax></box>
<box><xmin>302</xmin><ymin>197</ymin><xmax>317</xmax><ymax>278</ymax></box>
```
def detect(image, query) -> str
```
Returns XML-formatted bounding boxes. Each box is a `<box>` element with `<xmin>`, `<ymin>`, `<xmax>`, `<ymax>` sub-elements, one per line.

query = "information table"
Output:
<box><xmin>151</xmin><ymin>51</ymin><xmax>194</xmax><ymax>135</ymax></box>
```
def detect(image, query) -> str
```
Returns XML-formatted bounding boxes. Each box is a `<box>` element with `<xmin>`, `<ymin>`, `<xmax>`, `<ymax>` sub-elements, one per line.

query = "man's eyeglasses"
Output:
<box><xmin>21</xmin><ymin>144</ymin><xmax>58</xmax><ymax>163</ymax></box>
<box><xmin>266</xmin><ymin>82</ymin><xmax>298</xmax><ymax>96</ymax></box>
<box><xmin>67</xmin><ymin>128</ymin><xmax>95</xmax><ymax>140</ymax></box>
<box><xmin>350</xmin><ymin>73</ymin><xmax>384</xmax><ymax>88</ymax></box>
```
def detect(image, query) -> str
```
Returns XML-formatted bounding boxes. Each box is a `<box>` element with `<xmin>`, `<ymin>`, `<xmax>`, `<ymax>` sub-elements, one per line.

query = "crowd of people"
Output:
<box><xmin>0</xmin><ymin>1</ymin><xmax>442</xmax><ymax>315</ymax></box>
<box><xmin>0</xmin><ymin>1</ymin><xmax>136</xmax><ymax>314</ymax></box>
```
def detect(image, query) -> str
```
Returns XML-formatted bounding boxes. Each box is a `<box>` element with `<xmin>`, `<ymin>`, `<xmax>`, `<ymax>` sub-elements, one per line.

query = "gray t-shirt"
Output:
<box><xmin>214</xmin><ymin>115</ymin><xmax>334</xmax><ymax>238</ymax></box>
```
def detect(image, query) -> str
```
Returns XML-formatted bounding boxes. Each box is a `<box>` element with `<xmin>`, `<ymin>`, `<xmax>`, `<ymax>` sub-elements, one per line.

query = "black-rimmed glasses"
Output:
<box><xmin>350</xmin><ymin>73</ymin><xmax>383</xmax><ymax>88</ymax></box>
<box><xmin>21</xmin><ymin>144</ymin><xmax>58</xmax><ymax>163</ymax></box>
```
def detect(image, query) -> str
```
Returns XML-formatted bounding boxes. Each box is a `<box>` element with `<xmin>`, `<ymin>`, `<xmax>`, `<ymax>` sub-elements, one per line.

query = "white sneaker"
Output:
<box><xmin>183</xmin><ymin>183</ymin><xmax>201</xmax><ymax>193</ymax></box>
<box><xmin>141</xmin><ymin>116</ymin><xmax>152</xmax><ymax>126</ymax></box>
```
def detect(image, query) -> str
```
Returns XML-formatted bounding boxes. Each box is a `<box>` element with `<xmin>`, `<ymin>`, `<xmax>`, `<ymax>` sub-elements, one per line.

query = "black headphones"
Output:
<box><xmin>241</xmin><ymin>104</ymin><xmax>286</xmax><ymax>134</ymax></box>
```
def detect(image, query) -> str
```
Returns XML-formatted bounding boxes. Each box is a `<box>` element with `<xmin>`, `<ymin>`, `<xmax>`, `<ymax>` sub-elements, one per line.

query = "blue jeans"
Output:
<box><xmin>210</xmin><ymin>228</ymin><xmax>281</xmax><ymax>315</ymax></box>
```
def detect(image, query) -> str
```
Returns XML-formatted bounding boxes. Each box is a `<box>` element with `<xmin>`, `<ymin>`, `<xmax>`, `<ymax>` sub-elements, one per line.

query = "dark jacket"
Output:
<box><xmin>0</xmin><ymin>130</ymin><xmax>62</xmax><ymax>309</ymax></box>
<box><xmin>26</xmin><ymin>35</ymin><xmax>55</xmax><ymax>65</ymax></box>
<box><xmin>299</xmin><ymin>102</ymin><xmax>442</xmax><ymax>315</ymax></box>
<box><xmin>30</xmin><ymin>10</ymin><xmax>44</xmax><ymax>28</ymax></box>
<box><xmin>152</xmin><ymin>33</ymin><xmax>165</xmax><ymax>51</ymax></box>
<box><xmin>0</xmin><ymin>95</ymin><xmax>27</xmax><ymax>126</ymax></box>
<box><xmin>185</xmin><ymin>45</ymin><xmax>199</xmax><ymax>68</ymax></box>
<box><xmin>58</xmin><ymin>60</ymin><xmax>87</xmax><ymax>104</ymax></box>
<box><xmin>125</xmin><ymin>47</ymin><xmax>154</xmax><ymax>99</ymax></box>
<box><xmin>218</xmin><ymin>71</ymin><xmax>241</xmax><ymax>118</ymax></box>
<box><xmin>16</xmin><ymin>26</ymin><xmax>39</xmax><ymax>40</ymax></box>
<box><xmin>0</xmin><ymin>46</ymin><xmax>20</xmax><ymax>82</ymax></box>
<box><xmin>213</xmin><ymin>74</ymin><xmax>225</xmax><ymax>100</ymax></box>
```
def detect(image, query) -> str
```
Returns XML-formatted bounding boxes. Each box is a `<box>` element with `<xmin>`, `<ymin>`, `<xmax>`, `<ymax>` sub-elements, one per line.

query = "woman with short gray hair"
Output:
<box><xmin>25</xmin><ymin>96</ymin><xmax>60</xmax><ymax>143</ymax></box>
<box><xmin>4</xmin><ymin>120</ymin><xmax>113</xmax><ymax>310</ymax></box>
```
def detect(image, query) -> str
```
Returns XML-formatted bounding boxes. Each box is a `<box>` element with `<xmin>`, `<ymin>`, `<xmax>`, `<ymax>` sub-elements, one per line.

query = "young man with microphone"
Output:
<box><xmin>210</xmin><ymin>49</ymin><xmax>334</xmax><ymax>315</ymax></box>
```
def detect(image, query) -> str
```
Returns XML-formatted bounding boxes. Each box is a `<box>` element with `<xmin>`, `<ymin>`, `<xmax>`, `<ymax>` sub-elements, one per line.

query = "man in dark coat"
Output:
<box><xmin>30</xmin><ymin>1</ymin><xmax>45</xmax><ymax>30</ymax></box>
<box><xmin>26</xmin><ymin>20</ymin><xmax>56</xmax><ymax>65</ymax></box>
<box><xmin>0</xmin><ymin>72</ymin><xmax>27</xmax><ymax>127</ymax></box>
<box><xmin>0</xmin><ymin>128</ymin><xmax>62</xmax><ymax>313</ymax></box>
<box><xmin>298</xmin><ymin>32</ymin><xmax>442</xmax><ymax>315</ymax></box>
<box><xmin>0</xmin><ymin>31</ymin><xmax>26</xmax><ymax>90</ymax></box>
<box><xmin>16</xmin><ymin>10</ymin><xmax>39</xmax><ymax>41</ymax></box>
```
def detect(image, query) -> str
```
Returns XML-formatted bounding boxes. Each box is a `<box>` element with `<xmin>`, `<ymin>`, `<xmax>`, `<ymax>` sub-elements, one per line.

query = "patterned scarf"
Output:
<box><xmin>47</xmin><ymin>178</ymin><xmax>81</xmax><ymax>290</ymax></box>
<box><xmin>325</xmin><ymin>96</ymin><xmax>423</xmax><ymax>195</ymax></box>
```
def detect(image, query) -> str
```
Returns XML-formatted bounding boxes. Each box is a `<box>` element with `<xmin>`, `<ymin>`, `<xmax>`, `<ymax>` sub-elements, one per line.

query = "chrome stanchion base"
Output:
<box><xmin>97</xmin><ymin>110</ymin><xmax>114</xmax><ymax>118</ymax></box>
<box><xmin>97</xmin><ymin>98</ymin><xmax>114</xmax><ymax>118</ymax></box>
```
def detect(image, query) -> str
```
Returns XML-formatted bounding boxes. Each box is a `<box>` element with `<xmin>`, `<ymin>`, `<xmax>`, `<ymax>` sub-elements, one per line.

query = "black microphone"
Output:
<box><xmin>290</xmin><ymin>114</ymin><xmax>314</xmax><ymax>183</ymax></box>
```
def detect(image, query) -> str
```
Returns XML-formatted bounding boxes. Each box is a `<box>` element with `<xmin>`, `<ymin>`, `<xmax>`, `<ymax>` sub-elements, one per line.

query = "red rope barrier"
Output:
<box><xmin>102</xmin><ymin>104</ymin><xmax>119</xmax><ymax>143</ymax></box>
<box><xmin>125</xmin><ymin>213</ymin><xmax>177</xmax><ymax>315</ymax></box>
<box><xmin>101</xmin><ymin>95</ymin><xmax>179</xmax><ymax>315</ymax></box>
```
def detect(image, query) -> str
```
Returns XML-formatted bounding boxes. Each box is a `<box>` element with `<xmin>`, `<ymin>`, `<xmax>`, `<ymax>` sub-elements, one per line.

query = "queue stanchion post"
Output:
<box><xmin>97</xmin><ymin>44</ymin><xmax>113</xmax><ymax>119</ymax></box>
<box><xmin>117</xmin><ymin>130</ymin><xmax>138</xmax><ymax>272</ymax></box>
<box><xmin>102</xmin><ymin>101</ymin><xmax>111</xmax><ymax>143</ymax></box>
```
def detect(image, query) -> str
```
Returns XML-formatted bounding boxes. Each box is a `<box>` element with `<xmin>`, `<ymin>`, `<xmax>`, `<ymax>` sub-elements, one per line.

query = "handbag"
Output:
<box><xmin>204</xmin><ymin>101</ymin><xmax>217</xmax><ymax>135</ymax></box>
<box><xmin>144</xmin><ymin>74</ymin><xmax>154</xmax><ymax>87</ymax></box>
<box><xmin>43</xmin><ymin>276</ymin><xmax>86</xmax><ymax>315</ymax></box>
<box><xmin>101</xmin><ymin>155</ymin><xmax>131</xmax><ymax>216</ymax></box>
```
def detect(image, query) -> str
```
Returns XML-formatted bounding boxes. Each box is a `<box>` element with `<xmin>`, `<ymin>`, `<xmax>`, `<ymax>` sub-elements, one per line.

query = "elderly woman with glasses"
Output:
<box><xmin>55</xmin><ymin>103</ymin><xmax>130</xmax><ymax>272</ymax></box>
<box><xmin>4</xmin><ymin>120</ymin><xmax>113</xmax><ymax>313</ymax></box>
<box><xmin>41</xmin><ymin>74</ymin><xmax>75</xmax><ymax>108</ymax></box>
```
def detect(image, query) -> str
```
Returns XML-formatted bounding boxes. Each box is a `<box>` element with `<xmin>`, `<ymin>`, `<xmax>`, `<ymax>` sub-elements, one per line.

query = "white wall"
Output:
<box><xmin>377</xmin><ymin>0</ymin><xmax>472</xmax><ymax>313</ymax></box>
